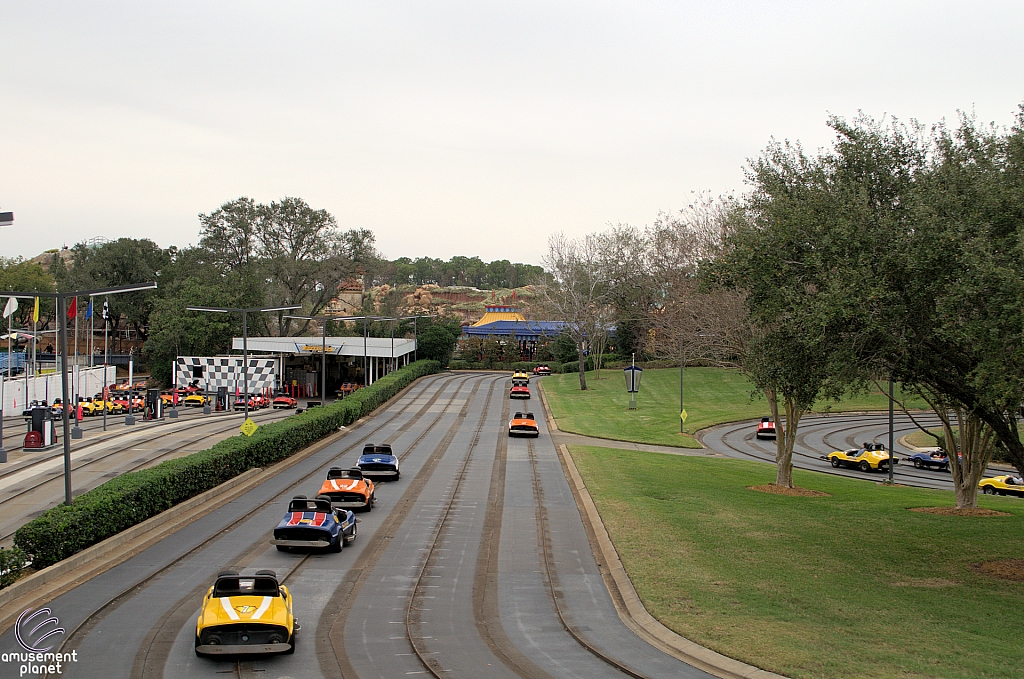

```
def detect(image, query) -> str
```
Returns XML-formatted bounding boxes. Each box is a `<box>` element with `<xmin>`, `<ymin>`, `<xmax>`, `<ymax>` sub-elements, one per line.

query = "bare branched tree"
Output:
<box><xmin>538</xmin><ymin>232</ymin><xmax>608</xmax><ymax>390</ymax></box>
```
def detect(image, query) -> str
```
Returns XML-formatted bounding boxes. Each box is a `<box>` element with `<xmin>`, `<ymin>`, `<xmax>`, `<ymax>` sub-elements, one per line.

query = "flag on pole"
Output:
<box><xmin>68</xmin><ymin>296</ymin><xmax>77</xmax><ymax>320</ymax></box>
<box><xmin>86</xmin><ymin>299</ymin><xmax>93</xmax><ymax>319</ymax></box>
<box><xmin>33</xmin><ymin>297</ymin><xmax>39</xmax><ymax>323</ymax></box>
<box><xmin>102</xmin><ymin>300</ymin><xmax>109</xmax><ymax>320</ymax></box>
<box><xmin>2</xmin><ymin>297</ymin><xmax>17</xmax><ymax>319</ymax></box>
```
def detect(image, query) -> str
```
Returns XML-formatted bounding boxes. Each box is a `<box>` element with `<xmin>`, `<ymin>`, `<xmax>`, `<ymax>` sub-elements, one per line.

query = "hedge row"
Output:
<box><xmin>0</xmin><ymin>546</ymin><xmax>26</xmax><ymax>588</ymax></box>
<box><xmin>13</xmin><ymin>360</ymin><xmax>441</xmax><ymax>571</ymax></box>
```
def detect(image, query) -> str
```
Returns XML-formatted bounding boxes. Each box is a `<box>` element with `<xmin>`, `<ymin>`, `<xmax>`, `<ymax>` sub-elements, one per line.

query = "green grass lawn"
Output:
<box><xmin>571</xmin><ymin>445</ymin><xmax>1024</xmax><ymax>679</ymax></box>
<box><xmin>542</xmin><ymin>367</ymin><xmax>928</xmax><ymax>448</ymax></box>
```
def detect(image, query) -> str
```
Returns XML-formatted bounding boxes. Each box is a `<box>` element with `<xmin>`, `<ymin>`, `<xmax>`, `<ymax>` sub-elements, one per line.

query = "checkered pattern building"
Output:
<box><xmin>175</xmin><ymin>357</ymin><xmax>277</xmax><ymax>391</ymax></box>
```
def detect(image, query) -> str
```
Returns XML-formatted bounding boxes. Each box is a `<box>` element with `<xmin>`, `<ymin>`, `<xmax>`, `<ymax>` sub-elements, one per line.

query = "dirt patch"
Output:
<box><xmin>893</xmin><ymin>578</ymin><xmax>958</xmax><ymax>588</ymax></box>
<box><xmin>975</xmin><ymin>559</ymin><xmax>1024</xmax><ymax>582</ymax></box>
<box><xmin>909</xmin><ymin>506</ymin><xmax>1011</xmax><ymax>517</ymax></box>
<box><xmin>749</xmin><ymin>484</ymin><xmax>830</xmax><ymax>497</ymax></box>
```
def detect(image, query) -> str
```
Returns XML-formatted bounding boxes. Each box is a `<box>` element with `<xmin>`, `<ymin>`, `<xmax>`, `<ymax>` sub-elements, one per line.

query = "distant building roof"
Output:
<box><xmin>471</xmin><ymin>306</ymin><xmax>525</xmax><ymax>326</ymax></box>
<box><xmin>462</xmin><ymin>320</ymin><xmax>566</xmax><ymax>339</ymax></box>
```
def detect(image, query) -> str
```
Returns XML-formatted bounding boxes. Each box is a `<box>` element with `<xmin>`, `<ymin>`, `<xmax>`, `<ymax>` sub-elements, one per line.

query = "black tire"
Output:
<box><xmin>830</xmin><ymin>457</ymin><xmax>841</xmax><ymax>468</ymax></box>
<box><xmin>283</xmin><ymin>634</ymin><xmax>295</xmax><ymax>655</ymax></box>
<box><xmin>859</xmin><ymin>461</ymin><xmax>871</xmax><ymax>472</ymax></box>
<box><xmin>329</xmin><ymin>535</ymin><xmax>342</xmax><ymax>553</ymax></box>
<box><xmin>276</xmin><ymin>545</ymin><xmax>289</xmax><ymax>552</ymax></box>
<box><xmin>982</xmin><ymin>486</ymin><xmax>996</xmax><ymax>495</ymax></box>
<box><xmin>345</xmin><ymin>523</ymin><xmax>358</xmax><ymax>543</ymax></box>
<box><xmin>194</xmin><ymin>636</ymin><xmax>205</xmax><ymax>657</ymax></box>
<box><xmin>913</xmin><ymin>459</ymin><xmax>924</xmax><ymax>469</ymax></box>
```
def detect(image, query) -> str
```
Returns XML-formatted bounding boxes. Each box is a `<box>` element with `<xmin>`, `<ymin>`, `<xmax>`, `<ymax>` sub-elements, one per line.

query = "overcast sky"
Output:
<box><xmin>2</xmin><ymin>1</ymin><xmax>1022</xmax><ymax>265</ymax></box>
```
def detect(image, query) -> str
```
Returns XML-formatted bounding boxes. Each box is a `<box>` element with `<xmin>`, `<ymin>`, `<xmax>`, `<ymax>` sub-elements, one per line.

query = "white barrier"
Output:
<box><xmin>2</xmin><ymin>366</ymin><xmax>116</xmax><ymax>416</ymax></box>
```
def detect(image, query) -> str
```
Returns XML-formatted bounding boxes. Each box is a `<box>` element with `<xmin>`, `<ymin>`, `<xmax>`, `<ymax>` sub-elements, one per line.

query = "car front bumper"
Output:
<box><xmin>271</xmin><ymin>538</ymin><xmax>331</xmax><ymax>548</ymax></box>
<box><xmin>196</xmin><ymin>642</ymin><xmax>292</xmax><ymax>655</ymax></box>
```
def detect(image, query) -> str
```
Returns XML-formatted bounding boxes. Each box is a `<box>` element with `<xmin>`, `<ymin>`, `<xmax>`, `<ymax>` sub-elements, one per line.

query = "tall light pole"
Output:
<box><xmin>3</xmin><ymin>283</ymin><xmax>157</xmax><ymax>504</ymax></box>
<box><xmin>396</xmin><ymin>315</ymin><xmax>433</xmax><ymax>364</ymax></box>
<box><xmin>187</xmin><ymin>305</ymin><xmax>300</xmax><ymax>420</ymax></box>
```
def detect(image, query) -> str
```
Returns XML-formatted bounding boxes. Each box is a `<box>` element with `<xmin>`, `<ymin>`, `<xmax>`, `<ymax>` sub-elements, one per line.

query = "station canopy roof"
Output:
<box><xmin>461</xmin><ymin>320</ymin><xmax>567</xmax><ymax>339</ymax></box>
<box><xmin>232</xmin><ymin>336</ymin><xmax>415</xmax><ymax>358</ymax></box>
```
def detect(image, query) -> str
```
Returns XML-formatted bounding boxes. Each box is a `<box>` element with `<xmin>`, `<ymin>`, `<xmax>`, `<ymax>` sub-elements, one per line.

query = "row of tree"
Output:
<box><xmin>2</xmin><ymin>197</ymin><xmax>463</xmax><ymax>385</ymax></box>
<box><xmin>369</xmin><ymin>255</ymin><xmax>544</xmax><ymax>290</ymax></box>
<box><xmin>538</xmin><ymin>107</ymin><xmax>1024</xmax><ymax>508</ymax></box>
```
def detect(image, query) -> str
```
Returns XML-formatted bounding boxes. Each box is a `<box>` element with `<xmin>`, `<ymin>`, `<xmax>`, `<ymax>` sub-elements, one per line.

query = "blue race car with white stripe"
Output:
<box><xmin>270</xmin><ymin>496</ymin><xmax>356</xmax><ymax>552</ymax></box>
<box><xmin>356</xmin><ymin>444</ymin><xmax>401</xmax><ymax>481</ymax></box>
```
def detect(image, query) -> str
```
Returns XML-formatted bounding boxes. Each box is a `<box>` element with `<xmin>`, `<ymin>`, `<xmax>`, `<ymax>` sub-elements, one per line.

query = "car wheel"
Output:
<box><xmin>830</xmin><ymin>457</ymin><xmax>841</xmax><ymax>468</ymax></box>
<box><xmin>283</xmin><ymin>635</ymin><xmax>295</xmax><ymax>655</ymax></box>
<box><xmin>913</xmin><ymin>459</ymin><xmax>923</xmax><ymax>469</ymax></box>
<box><xmin>346</xmin><ymin>524</ymin><xmax>358</xmax><ymax>543</ymax></box>
<box><xmin>860</xmin><ymin>461</ymin><xmax>871</xmax><ymax>472</ymax></box>
<box><xmin>330</xmin><ymin>535</ymin><xmax>343</xmax><ymax>553</ymax></box>
<box><xmin>276</xmin><ymin>545</ymin><xmax>289</xmax><ymax>552</ymax></box>
<box><xmin>983</xmin><ymin>486</ymin><xmax>995</xmax><ymax>495</ymax></box>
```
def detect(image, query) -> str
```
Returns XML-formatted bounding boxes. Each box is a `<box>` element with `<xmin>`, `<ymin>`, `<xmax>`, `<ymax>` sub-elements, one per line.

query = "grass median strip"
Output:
<box><xmin>542</xmin><ymin>367</ymin><xmax>928</xmax><ymax>449</ymax></box>
<box><xmin>569</xmin><ymin>444</ymin><xmax>1024</xmax><ymax>679</ymax></box>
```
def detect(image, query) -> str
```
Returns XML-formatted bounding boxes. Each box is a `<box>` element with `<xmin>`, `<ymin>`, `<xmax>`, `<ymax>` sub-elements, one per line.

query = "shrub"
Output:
<box><xmin>13</xmin><ymin>360</ymin><xmax>440</xmax><ymax>571</ymax></box>
<box><xmin>0</xmin><ymin>546</ymin><xmax>27</xmax><ymax>588</ymax></box>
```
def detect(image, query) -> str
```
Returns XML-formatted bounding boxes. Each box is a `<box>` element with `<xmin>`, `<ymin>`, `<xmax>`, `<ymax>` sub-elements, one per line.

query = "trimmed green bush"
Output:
<box><xmin>0</xmin><ymin>546</ymin><xmax>27</xmax><ymax>588</ymax></box>
<box><xmin>13</xmin><ymin>360</ymin><xmax>440</xmax><ymax>571</ymax></box>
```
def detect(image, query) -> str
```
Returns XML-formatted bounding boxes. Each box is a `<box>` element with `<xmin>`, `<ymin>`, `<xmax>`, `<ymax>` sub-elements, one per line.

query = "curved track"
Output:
<box><xmin>701</xmin><ymin>412</ymin><xmax>1009</xmax><ymax>489</ymax></box>
<box><xmin>1</xmin><ymin>373</ymin><xmax>720</xmax><ymax>679</ymax></box>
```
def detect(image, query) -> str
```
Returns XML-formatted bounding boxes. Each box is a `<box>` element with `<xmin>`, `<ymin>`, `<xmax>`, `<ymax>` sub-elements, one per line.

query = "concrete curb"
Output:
<box><xmin>555</xmin><ymin>443</ymin><xmax>787</xmax><ymax>679</ymax></box>
<box><xmin>536</xmin><ymin>386</ymin><xmax>786</xmax><ymax>679</ymax></box>
<box><xmin>0</xmin><ymin>371</ymin><xmax>437</xmax><ymax>635</ymax></box>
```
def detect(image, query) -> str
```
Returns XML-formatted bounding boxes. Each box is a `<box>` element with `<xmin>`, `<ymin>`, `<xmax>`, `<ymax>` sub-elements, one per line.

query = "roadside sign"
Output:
<box><xmin>680</xmin><ymin>409</ymin><xmax>688</xmax><ymax>422</ymax></box>
<box><xmin>240</xmin><ymin>418</ymin><xmax>258</xmax><ymax>437</ymax></box>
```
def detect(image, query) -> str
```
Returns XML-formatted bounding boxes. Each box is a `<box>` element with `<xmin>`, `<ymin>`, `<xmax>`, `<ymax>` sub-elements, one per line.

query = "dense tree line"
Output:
<box><xmin>370</xmin><ymin>255</ymin><xmax>543</xmax><ymax>289</ymax></box>
<box><xmin>540</xmin><ymin>106</ymin><xmax>1024</xmax><ymax>508</ymax></box>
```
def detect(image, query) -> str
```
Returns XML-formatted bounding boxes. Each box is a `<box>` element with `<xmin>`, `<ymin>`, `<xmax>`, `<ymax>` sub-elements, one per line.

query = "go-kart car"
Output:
<box><xmin>194</xmin><ymin>570</ymin><xmax>297</xmax><ymax>657</ymax></box>
<box><xmin>510</xmin><ymin>384</ymin><xmax>531</xmax><ymax>399</ymax></box>
<box><xmin>356</xmin><ymin>444</ymin><xmax>401</xmax><ymax>480</ymax></box>
<box><xmin>533</xmin><ymin>364</ymin><xmax>551</xmax><ymax>376</ymax></box>
<box><xmin>906</xmin><ymin>450</ymin><xmax>949</xmax><ymax>471</ymax></box>
<box><xmin>509</xmin><ymin>412</ymin><xmax>540</xmax><ymax>437</ymax></box>
<box><xmin>826</xmin><ymin>443</ymin><xmax>896</xmax><ymax>472</ymax></box>
<box><xmin>979</xmin><ymin>475</ymin><xmax>1024</xmax><ymax>497</ymax></box>
<box><xmin>271</xmin><ymin>496</ymin><xmax>357</xmax><ymax>552</ymax></box>
<box><xmin>755</xmin><ymin>417</ymin><xmax>776</xmax><ymax>440</ymax></box>
<box><xmin>512</xmin><ymin>370</ymin><xmax>530</xmax><ymax>383</ymax></box>
<box><xmin>21</xmin><ymin>400</ymin><xmax>56</xmax><ymax>417</ymax></box>
<box><xmin>232</xmin><ymin>395</ymin><xmax>259</xmax><ymax>411</ymax></box>
<box><xmin>272</xmin><ymin>394</ymin><xmax>298</xmax><ymax>409</ymax></box>
<box><xmin>317</xmin><ymin>467</ymin><xmax>376</xmax><ymax>511</ymax></box>
<box><xmin>184</xmin><ymin>393</ymin><xmax>209</xmax><ymax>407</ymax></box>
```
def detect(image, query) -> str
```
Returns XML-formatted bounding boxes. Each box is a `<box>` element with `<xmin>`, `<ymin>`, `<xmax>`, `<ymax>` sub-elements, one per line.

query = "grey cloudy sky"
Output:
<box><xmin>2</xmin><ymin>1</ymin><xmax>1022</xmax><ymax>265</ymax></box>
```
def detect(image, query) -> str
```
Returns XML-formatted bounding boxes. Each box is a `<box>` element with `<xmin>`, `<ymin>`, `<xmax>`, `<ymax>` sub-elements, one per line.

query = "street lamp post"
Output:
<box><xmin>624</xmin><ymin>353</ymin><xmax>643</xmax><ymax>410</ymax></box>
<box><xmin>1</xmin><ymin>283</ymin><xmax>157</xmax><ymax>504</ymax></box>
<box><xmin>187</xmin><ymin>305</ymin><xmax>300</xmax><ymax>421</ymax></box>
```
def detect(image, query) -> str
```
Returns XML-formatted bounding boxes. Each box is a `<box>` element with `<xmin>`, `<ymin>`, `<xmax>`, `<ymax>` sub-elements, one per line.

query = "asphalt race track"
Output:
<box><xmin>1</xmin><ymin>373</ymin><xmax>716</xmax><ymax>679</ymax></box>
<box><xmin>701</xmin><ymin>411</ymin><xmax>1009</xmax><ymax>490</ymax></box>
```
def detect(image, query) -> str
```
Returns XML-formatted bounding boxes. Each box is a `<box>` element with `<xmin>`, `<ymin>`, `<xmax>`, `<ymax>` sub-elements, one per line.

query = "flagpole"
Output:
<box><xmin>89</xmin><ymin>297</ymin><xmax>94</xmax><ymax>368</ymax></box>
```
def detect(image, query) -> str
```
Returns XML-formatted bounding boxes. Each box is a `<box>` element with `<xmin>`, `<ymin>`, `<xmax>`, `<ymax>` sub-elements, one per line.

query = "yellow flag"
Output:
<box><xmin>33</xmin><ymin>297</ymin><xmax>39</xmax><ymax>323</ymax></box>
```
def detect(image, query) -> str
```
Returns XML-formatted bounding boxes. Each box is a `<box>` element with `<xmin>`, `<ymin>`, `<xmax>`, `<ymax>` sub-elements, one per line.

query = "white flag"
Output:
<box><xmin>2</xmin><ymin>297</ymin><xmax>17</xmax><ymax>319</ymax></box>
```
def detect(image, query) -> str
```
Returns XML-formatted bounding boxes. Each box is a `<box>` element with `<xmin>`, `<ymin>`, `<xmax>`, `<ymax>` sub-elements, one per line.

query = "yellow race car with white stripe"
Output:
<box><xmin>979</xmin><ymin>475</ymin><xmax>1024</xmax><ymax>497</ymax></box>
<box><xmin>195</xmin><ymin>570</ymin><xmax>297</xmax><ymax>656</ymax></box>
<box><xmin>826</xmin><ymin>443</ymin><xmax>896</xmax><ymax>472</ymax></box>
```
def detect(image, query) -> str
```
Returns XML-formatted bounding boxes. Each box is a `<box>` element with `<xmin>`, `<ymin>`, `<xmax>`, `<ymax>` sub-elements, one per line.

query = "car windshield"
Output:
<box><xmin>214</xmin><ymin>576</ymin><xmax>279</xmax><ymax>598</ymax></box>
<box><xmin>327</xmin><ymin>468</ymin><xmax>363</xmax><ymax>480</ymax></box>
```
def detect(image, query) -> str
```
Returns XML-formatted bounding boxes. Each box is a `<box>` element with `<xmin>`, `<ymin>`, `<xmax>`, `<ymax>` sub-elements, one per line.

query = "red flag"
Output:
<box><xmin>67</xmin><ymin>296</ymin><xmax>77</xmax><ymax>320</ymax></box>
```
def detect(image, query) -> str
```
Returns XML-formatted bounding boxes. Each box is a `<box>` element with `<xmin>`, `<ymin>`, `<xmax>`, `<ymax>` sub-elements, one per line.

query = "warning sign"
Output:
<box><xmin>240</xmin><ymin>418</ymin><xmax>259</xmax><ymax>437</ymax></box>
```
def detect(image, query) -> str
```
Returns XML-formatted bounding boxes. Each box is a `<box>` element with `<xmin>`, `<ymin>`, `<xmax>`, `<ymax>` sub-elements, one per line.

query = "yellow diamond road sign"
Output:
<box><xmin>680</xmin><ymin>409</ymin><xmax>688</xmax><ymax>422</ymax></box>
<box><xmin>240</xmin><ymin>418</ymin><xmax>258</xmax><ymax>437</ymax></box>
